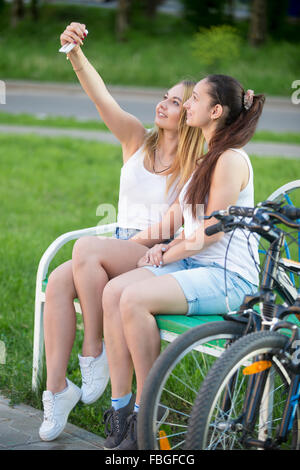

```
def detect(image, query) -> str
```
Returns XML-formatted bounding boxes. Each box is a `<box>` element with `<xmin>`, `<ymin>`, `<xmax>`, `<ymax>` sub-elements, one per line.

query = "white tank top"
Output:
<box><xmin>179</xmin><ymin>148</ymin><xmax>259</xmax><ymax>286</ymax></box>
<box><xmin>117</xmin><ymin>144</ymin><xmax>178</xmax><ymax>231</ymax></box>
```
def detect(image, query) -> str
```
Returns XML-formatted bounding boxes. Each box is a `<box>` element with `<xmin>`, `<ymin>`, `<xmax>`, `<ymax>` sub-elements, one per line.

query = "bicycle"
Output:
<box><xmin>185</xmin><ymin>205</ymin><xmax>300</xmax><ymax>450</ymax></box>
<box><xmin>137</xmin><ymin>192</ymin><xmax>300</xmax><ymax>450</ymax></box>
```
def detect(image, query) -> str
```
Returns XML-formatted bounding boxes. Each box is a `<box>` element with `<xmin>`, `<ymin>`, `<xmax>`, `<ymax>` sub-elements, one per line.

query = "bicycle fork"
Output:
<box><xmin>235</xmin><ymin>358</ymin><xmax>300</xmax><ymax>449</ymax></box>
<box><xmin>240</xmin><ymin>366</ymin><xmax>273</xmax><ymax>449</ymax></box>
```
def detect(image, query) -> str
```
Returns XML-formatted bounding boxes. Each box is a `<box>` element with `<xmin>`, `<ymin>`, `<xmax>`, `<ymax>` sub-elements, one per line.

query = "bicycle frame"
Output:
<box><xmin>239</xmin><ymin>315</ymin><xmax>300</xmax><ymax>449</ymax></box>
<box><xmin>217</xmin><ymin>219</ymin><xmax>300</xmax><ymax>449</ymax></box>
<box><xmin>235</xmin><ymin>211</ymin><xmax>299</xmax><ymax>313</ymax></box>
<box><xmin>278</xmin><ymin>372</ymin><xmax>300</xmax><ymax>441</ymax></box>
<box><xmin>270</xmin><ymin>317</ymin><xmax>300</xmax><ymax>444</ymax></box>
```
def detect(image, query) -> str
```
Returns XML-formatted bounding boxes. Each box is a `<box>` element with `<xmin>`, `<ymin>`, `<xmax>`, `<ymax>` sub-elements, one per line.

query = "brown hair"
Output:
<box><xmin>184</xmin><ymin>74</ymin><xmax>265</xmax><ymax>218</ymax></box>
<box><xmin>143</xmin><ymin>80</ymin><xmax>205</xmax><ymax>200</ymax></box>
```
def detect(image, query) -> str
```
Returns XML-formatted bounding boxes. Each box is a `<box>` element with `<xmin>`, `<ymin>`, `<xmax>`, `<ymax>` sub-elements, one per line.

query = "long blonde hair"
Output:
<box><xmin>143</xmin><ymin>80</ymin><xmax>204</xmax><ymax>199</ymax></box>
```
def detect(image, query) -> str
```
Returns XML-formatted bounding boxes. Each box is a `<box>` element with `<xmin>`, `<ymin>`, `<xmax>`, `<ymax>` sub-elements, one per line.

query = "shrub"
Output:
<box><xmin>191</xmin><ymin>25</ymin><xmax>242</xmax><ymax>72</ymax></box>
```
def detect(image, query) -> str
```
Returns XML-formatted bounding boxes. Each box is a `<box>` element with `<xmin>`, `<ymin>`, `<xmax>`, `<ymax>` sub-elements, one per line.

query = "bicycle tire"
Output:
<box><xmin>186</xmin><ymin>330</ymin><xmax>300</xmax><ymax>450</ymax></box>
<box><xmin>137</xmin><ymin>319</ymin><xmax>246</xmax><ymax>450</ymax></box>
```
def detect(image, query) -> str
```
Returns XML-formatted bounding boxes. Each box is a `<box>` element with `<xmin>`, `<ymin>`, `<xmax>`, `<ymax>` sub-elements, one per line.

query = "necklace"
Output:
<box><xmin>152</xmin><ymin>149</ymin><xmax>172</xmax><ymax>174</ymax></box>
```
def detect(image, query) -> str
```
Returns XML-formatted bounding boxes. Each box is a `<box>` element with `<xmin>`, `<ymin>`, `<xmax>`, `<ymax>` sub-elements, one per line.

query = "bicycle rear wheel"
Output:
<box><xmin>137</xmin><ymin>320</ymin><xmax>246</xmax><ymax>450</ymax></box>
<box><xmin>186</xmin><ymin>330</ymin><xmax>300</xmax><ymax>450</ymax></box>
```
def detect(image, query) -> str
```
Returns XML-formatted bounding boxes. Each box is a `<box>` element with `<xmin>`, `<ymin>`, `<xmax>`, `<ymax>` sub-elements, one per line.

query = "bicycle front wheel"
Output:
<box><xmin>137</xmin><ymin>319</ymin><xmax>246</xmax><ymax>450</ymax></box>
<box><xmin>186</xmin><ymin>330</ymin><xmax>300</xmax><ymax>450</ymax></box>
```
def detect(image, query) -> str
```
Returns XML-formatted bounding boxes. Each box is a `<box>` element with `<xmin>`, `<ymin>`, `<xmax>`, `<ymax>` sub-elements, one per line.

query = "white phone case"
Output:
<box><xmin>59</xmin><ymin>29</ymin><xmax>88</xmax><ymax>54</ymax></box>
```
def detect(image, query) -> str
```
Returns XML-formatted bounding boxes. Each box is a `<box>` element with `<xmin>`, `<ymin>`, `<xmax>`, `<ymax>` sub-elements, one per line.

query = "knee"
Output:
<box><xmin>72</xmin><ymin>236</ymin><xmax>99</xmax><ymax>269</ymax></box>
<box><xmin>119</xmin><ymin>286</ymin><xmax>141</xmax><ymax>324</ymax></box>
<box><xmin>102</xmin><ymin>279</ymin><xmax>123</xmax><ymax>319</ymax></box>
<box><xmin>46</xmin><ymin>264</ymin><xmax>75</xmax><ymax>300</ymax></box>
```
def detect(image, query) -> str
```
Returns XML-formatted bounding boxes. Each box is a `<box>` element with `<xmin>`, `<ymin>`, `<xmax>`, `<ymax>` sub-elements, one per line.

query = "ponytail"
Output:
<box><xmin>185</xmin><ymin>74</ymin><xmax>265</xmax><ymax>218</ymax></box>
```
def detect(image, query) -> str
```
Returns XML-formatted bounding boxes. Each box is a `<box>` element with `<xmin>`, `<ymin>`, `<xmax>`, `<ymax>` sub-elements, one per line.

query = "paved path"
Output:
<box><xmin>1</xmin><ymin>80</ymin><xmax>300</xmax><ymax>158</ymax></box>
<box><xmin>2</xmin><ymin>80</ymin><xmax>300</xmax><ymax>133</ymax></box>
<box><xmin>0</xmin><ymin>394</ymin><xmax>105</xmax><ymax>450</ymax></box>
<box><xmin>0</xmin><ymin>123</ymin><xmax>299</xmax><ymax>158</ymax></box>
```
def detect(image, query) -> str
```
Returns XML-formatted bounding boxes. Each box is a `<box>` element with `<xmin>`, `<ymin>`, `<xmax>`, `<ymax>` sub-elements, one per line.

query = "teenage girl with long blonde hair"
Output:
<box><xmin>39</xmin><ymin>22</ymin><xmax>204</xmax><ymax>442</ymax></box>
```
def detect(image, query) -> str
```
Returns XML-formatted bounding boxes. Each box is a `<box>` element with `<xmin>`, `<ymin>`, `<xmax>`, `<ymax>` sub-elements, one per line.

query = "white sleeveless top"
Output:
<box><xmin>117</xmin><ymin>144</ymin><xmax>178</xmax><ymax>231</ymax></box>
<box><xmin>179</xmin><ymin>148</ymin><xmax>259</xmax><ymax>286</ymax></box>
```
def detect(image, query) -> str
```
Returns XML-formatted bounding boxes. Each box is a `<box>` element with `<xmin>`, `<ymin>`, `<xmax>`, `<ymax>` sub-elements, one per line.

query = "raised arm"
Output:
<box><xmin>60</xmin><ymin>22</ymin><xmax>146</xmax><ymax>160</ymax></box>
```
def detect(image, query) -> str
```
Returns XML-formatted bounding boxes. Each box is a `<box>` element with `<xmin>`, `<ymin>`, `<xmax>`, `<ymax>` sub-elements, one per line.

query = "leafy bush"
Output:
<box><xmin>191</xmin><ymin>25</ymin><xmax>242</xmax><ymax>72</ymax></box>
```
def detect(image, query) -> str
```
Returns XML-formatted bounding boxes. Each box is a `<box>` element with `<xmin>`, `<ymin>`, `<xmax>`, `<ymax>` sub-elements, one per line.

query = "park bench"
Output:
<box><xmin>32</xmin><ymin>180</ymin><xmax>300</xmax><ymax>392</ymax></box>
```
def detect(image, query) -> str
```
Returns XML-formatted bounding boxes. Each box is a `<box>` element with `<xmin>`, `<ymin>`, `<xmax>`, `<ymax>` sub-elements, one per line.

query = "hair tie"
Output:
<box><xmin>243</xmin><ymin>89</ymin><xmax>254</xmax><ymax>110</ymax></box>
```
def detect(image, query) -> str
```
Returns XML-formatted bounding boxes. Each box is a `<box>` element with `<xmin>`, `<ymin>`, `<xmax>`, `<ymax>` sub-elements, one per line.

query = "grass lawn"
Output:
<box><xmin>0</xmin><ymin>133</ymin><xmax>299</xmax><ymax>438</ymax></box>
<box><xmin>0</xmin><ymin>4</ymin><xmax>299</xmax><ymax>96</ymax></box>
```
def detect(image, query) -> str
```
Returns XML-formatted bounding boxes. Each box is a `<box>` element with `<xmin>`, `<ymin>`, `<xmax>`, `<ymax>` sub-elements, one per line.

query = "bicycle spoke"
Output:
<box><xmin>167</xmin><ymin>373</ymin><xmax>198</xmax><ymax>396</ymax></box>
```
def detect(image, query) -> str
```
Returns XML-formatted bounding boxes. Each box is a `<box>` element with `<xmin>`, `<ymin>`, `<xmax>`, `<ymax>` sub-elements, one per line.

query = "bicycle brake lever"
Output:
<box><xmin>204</xmin><ymin>210</ymin><xmax>229</xmax><ymax>221</ymax></box>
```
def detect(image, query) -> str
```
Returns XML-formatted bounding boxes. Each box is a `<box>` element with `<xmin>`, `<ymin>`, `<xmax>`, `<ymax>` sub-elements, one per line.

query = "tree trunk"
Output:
<box><xmin>11</xmin><ymin>0</ymin><xmax>25</xmax><ymax>28</ymax></box>
<box><xmin>249</xmin><ymin>0</ymin><xmax>267</xmax><ymax>46</ymax></box>
<box><xmin>144</xmin><ymin>0</ymin><xmax>163</xmax><ymax>18</ymax></box>
<box><xmin>226</xmin><ymin>0</ymin><xmax>235</xmax><ymax>21</ymax></box>
<box><xmin>30</xmin><ymin>0</ymin><xmax>39</xmax><ymax>21</ymax></box>
<box><xmin>116</xmin><ymin>0</ymin><xmax>131</xmax><ymax>42</ymax></box>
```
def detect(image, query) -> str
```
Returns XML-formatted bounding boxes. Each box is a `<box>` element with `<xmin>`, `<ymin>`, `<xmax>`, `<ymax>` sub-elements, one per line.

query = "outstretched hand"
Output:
<box><xmin>60</xmin><ymin>22</ymin><xmax>87</xmax><ymax>51</ymax></box>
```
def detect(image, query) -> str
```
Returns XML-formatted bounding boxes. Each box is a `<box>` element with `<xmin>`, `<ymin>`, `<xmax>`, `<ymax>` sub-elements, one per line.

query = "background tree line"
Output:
<box><xmin>3</xmin><ymin>0</ymin><xmax>297</xmax><ymax>46</ymax></box>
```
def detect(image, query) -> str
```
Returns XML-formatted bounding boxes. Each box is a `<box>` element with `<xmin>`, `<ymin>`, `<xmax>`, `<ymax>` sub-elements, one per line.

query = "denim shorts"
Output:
<box><xmin>115</xmin><ymin>226</ymin><xmax>174</xmax><ymax>244</ymax></box>
<box><xmin>114</xmin><ymin>227</ymin><xmax>142</xmax><ymax>240</ymax></box>
<box><xmin>144</xmin><ymin>258</ymin><xmax>258</xmax><ymax>316</ymax></box>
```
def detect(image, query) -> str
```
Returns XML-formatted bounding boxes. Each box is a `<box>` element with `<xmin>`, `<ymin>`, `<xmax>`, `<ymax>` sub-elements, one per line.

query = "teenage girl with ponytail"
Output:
<box><xmin>100</xmin><ymin>74</ymin><xmax>265</xmax><ymax>450</ymax></box>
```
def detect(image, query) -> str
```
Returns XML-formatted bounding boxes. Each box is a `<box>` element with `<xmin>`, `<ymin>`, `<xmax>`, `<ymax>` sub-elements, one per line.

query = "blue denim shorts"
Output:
<box><xmin>144</xmin><ymin>258</ymin><xmax>258</xmax><ymax>316</ymax></box>
<box><xmin>114</xmin><ymin>227</ymin><xmax>142</xmax><ymax>240</ymax></box>
<box><xmin>115</xmin><ymin>226</ymin><xmax>173</xmax><ymax>244</ymax></box>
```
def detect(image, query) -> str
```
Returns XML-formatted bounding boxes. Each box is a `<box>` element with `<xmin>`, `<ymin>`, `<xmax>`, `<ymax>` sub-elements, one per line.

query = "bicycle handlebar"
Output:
<box><xmin>205</xmin><ymin>221</ymin><xmax>224</xmax><ymax>236</ymax></box>
<box><xmin>228</xmin><ymin>206</ymin><xmax>255</xmax><ymax>217</ymax></box>
<box><xmin>204</xmin><ymin>203</ymin><xmax>300</xmax><ymax>237</ymax></box>
<box><xmin>280</xmin><ymin>205</ymin><xmax>300</xmax><ymax>221</ymax></box>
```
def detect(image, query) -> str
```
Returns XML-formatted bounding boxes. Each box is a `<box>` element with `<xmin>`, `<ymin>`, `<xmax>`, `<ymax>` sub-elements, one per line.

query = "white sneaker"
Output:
<box><xmin>39</xmin><ymin>378</ymin><xmax>82</xmax><ymax>441</ymax></box>
<box><xmin>79</xmin><ymin>344</ymin><xmax>110</xmax><ymax>404</ymax></box>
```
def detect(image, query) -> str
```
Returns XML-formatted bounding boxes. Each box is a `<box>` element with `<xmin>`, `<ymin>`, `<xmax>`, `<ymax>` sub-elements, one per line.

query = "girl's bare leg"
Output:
<box><xmin>43</xmin><ymin>236</ymin><xmax>147</xmax><ymax>394</ymax></box>
<box><xmin>72</xmin><ymin>236</ymin><xmax>148</xmax><ymax>357</ymax></box>
<box><xmin>119</xmin><ymin>274</ymin><xmax>188</xmax><ymax>404</ymax></box>
<box><xmin>102</xmin><ymin>267</ymin><xmax>156</xmax><ymax>398</ymax></box>
<box><xmin>44</xmin><ymin>260</ymin><xmax>77</xmax><ymax>393</ymax></box>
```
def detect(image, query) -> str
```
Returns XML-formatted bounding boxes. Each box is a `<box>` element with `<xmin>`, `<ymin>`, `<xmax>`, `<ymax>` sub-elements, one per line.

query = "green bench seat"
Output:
<box><xmin>156</xmin><ymin>314</ymin><xmax>224</xmax><ymax>335</ymax></box>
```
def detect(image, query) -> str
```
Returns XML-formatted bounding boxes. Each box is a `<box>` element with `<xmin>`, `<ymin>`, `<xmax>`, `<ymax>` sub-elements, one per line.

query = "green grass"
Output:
<box><xmin>0</xmin><ymin>132</ymin><xmax>299</xmax><ymax>438</ymax></box>
<box><xmin>0</xmin><ymin>111</ymin><xmax>299</xmax><ymax>145</ymax></box>
<box><xmin>0</xmin><ymin>4</ymin><xmax>299</xmax><ymax>96</ymax></box>
<box><xmin>251</xmin><ymin>131</ymin><xmax>300</xmax><ymax>146</ymax></box>
<box><xmin>0</xmin><ymin>111</ymin><xmax>109</xmax><ymax>132</ymax></box>
<box><xmin>0</xmin><ymin>134</ymin><xmax>121</xmax><ymax>436</ymax></box>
